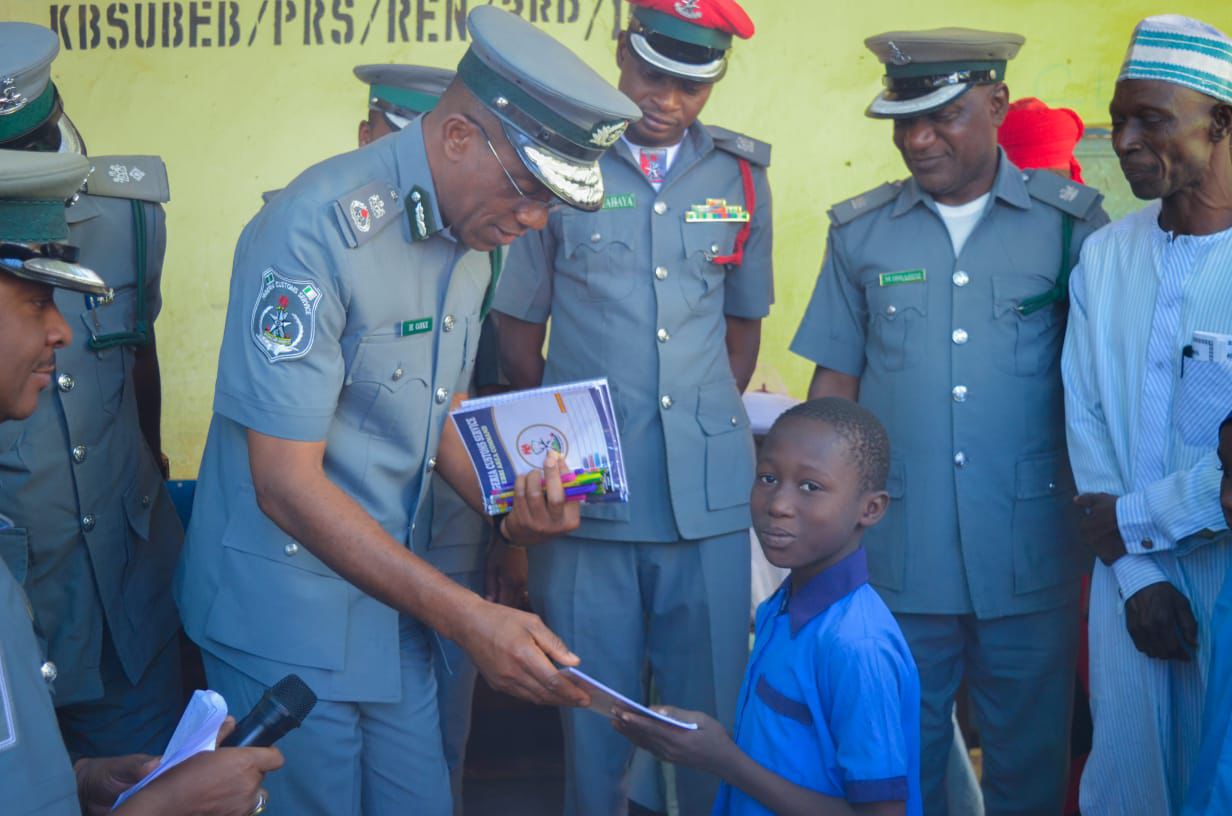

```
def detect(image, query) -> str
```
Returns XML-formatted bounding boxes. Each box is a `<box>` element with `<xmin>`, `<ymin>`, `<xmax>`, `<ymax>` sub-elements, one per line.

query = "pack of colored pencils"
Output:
<box><xmin>449</xmin><ymin>378</ymin><xmax>629</xmax><ymax>516</ymax></box>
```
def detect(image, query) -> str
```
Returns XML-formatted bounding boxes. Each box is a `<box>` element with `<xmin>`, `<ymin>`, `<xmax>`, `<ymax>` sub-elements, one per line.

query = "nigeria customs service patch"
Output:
<box><xmin>250</xmin><ymin>268</ymin><xmax>323</xmax><ymax>363</ymax></box>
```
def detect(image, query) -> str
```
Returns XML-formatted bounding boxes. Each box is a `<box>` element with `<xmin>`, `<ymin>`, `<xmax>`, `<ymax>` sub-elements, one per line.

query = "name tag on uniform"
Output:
<box><xmin>879</xmin><ymin>269</ymin><xmax>926</xmax><ymax>287</ymax></box>
<box><xmin>398</xmin><ymin>317</ymin><xmax>433</xmax><ymax>337</ymax></box>
<box><xmin>602</xmin><ymin>193</ymin><xmax>636</xmax><ymax>210</ymax></box>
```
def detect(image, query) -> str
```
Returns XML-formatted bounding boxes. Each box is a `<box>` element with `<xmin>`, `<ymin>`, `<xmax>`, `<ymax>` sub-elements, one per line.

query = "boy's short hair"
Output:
<box><xmin>772</xmin><ymin>397</ymin><xmax>890</xmax><ymax>493</ymax></box>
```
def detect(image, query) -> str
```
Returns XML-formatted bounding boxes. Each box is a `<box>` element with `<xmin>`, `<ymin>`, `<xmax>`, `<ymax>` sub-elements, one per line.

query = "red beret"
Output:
<box><xmin>998</xmin><ymin>97</ymin><xmax>1086</xmax><ymax>183</ymax></box>
<box><xmin>627</xmin><ymin>0</ymin><xmax>755</xmax><ymax>41</ymax></box>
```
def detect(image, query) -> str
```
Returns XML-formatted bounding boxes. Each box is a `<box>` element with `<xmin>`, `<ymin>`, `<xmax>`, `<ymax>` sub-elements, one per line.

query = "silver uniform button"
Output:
<box><xmin>141</xmin><ymin>495</ymin><xmax>151</xmax><ymax>508</ymax></box>
<box><xmin>730</xmin><ymin>416</ymin><xmax>739</xmax><ymax>426</ymax></box>
<box><xmin>653</xmin><ymin>201</ymin><xmax>667</xmax><ymax>215</ymax></box>
<box><xmin>435</xmin><ymin>387</ymin><xmax>449</xmax><ymax>404</ymax></box>
<box><xmin>953</xmin><ymin>270</ymin><xmax>970</xmax><ymax>287</ymax></box>
<box><xmin>41</xmin><ymin>661</ymin><xmax>57</xmax><ymax>683</ymax></box>
<box><xmin>660</xmin><ymin>395</ymin><xmax>673</xmax><ymax>410</ymax></box>
<box><xmin>81</xmin><ymin>514</ymin><xmax>96</xmax><ymax>532</ymax></box>
<box><xmin>57</xmin><ymin>373</ymin><xmax>74</xmax><ymax>392</ymax></box>
<box><xmin>952</xmin><ymin>385</ymin><xmax>968</xmax><ymax>403</ymax></box>
<box><xmin>654</xmin><ymin>266</ymin><xmax>668</xmax><ymax>280</ymax></box>
<box><xmin>954</xmin><ymin>451</ymin><xmax>968</xmax><ymax>468</ymax></box>
<box><xmin>71</xmin><ymin>445</ymin><xmax>87</xmax><ymax>464</ymax></box>
<box><xmin>885</xmin><ymin>304</ymin><xmax>897</xmax><ymax>316</ymax></box>
<box><xmin>443</xmin><ymin>315</ymin><xmax>455</xmax><ymax>332</ymax></box>
<box><xmin>952</xmin><ymin>328</ymin><xmax>969</xmax><ymax>345</ymax></box>
<box><xmin>284</xmin><ymin>543</ymin><xmax>299</xmax><ymax>556</ymax></box>
<box><xmin>427</xmin><ymin>456</ymin><xmax>437</xmax><ymax>473</ymax></box>
<box><xmin>392</xmin><ymin>368</ymin><xmax>404</xmax><ymax>381</ymax></box>
<box><xmin>656</xmin><ymin>328</ymin><xmax>670</xmax><ymax>343</ymax></box>
<box><xmin>591</xmin><ymin>233</ymin><xmax>602</xmax><ymax>243</ymax></box>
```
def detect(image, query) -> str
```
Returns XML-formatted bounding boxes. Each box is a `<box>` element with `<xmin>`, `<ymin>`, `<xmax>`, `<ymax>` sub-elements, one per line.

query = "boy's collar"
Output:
<box><xmin>780</xmin><ymin>548</ymin><xmax>869</xmax><ymax>635</ymax></box>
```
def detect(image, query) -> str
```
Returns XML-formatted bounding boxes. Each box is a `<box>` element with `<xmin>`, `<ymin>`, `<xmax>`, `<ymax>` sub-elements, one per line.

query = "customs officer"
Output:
<box><xmin>173</xmin><ymin>7</ymin><xmax>640</xmax><ymax>815</ymax></box>
<box><xmin>0</xmin><ymin>22</ymin><xmax>184</xmax><ymax>758</ymax></box>
<box><xmin>495</xmin><ymin>1</ymin><xmax>771</xmax><ymax>813</ymax></box>
<box><xmin>0</xmin><ymin>147</ymin><xmax>282</xmax><ymax>816</ymax></box>
<box><xmin>356</xmin><ymin>61</ymin><xmax>517</xmax><ymax>815</ymax></box>
<box><xmin>791</xmin><ymin>29</ymin><xmax>1109</xmax><ymax>816</ymax></box>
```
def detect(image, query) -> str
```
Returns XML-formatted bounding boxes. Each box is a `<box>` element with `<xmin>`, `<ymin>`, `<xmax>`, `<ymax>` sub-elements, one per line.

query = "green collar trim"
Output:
<box><xmin>632</xmin><ymin>8</ymin><xmax>732</xmax><ymax>50</ymax></box>
<box><xmin>370</xmin><ymin>84</ymin><xmax>440</xmax><ymax>117</ymax></box>
<box><xmin>0</xmin><ymin>84</ymin><xmax>56</xmax><ymax>144</ymax></box>
<box><xmin>0</xmin><ymin>199</ymin><xmax>68</xmax><ymax>242</ymax></box>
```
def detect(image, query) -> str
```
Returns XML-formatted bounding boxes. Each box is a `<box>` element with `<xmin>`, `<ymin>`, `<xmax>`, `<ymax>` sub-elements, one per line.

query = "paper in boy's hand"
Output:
<box><xmin>558</xmin><ymin>667</ymin><xmax>698</xmax><ymax>730</ymax></box>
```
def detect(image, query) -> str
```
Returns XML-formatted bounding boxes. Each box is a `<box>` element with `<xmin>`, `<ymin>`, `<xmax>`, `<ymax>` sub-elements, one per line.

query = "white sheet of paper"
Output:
<box><xmin>559</xmin><ymin>667</ymin><xmax>698</xmax><ymax>730</ymax></box>
<box><xmin>112</xmin><ymin>689</ymin><xmax>229</xmax><ymax>809</ymax></box>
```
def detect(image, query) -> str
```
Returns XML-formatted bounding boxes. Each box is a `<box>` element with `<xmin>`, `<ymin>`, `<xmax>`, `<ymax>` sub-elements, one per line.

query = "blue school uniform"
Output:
<box><xmin>714</xmin><ymin>548</ymin><xmax>922</xmax><ymax>816</ymax></box>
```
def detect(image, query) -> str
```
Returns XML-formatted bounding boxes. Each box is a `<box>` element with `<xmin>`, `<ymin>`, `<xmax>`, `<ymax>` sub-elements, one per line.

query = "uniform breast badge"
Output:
<box><xmin>684</xmin><ymin>198</ymin><xmax>750</xmax><ymax>222</ymax></box>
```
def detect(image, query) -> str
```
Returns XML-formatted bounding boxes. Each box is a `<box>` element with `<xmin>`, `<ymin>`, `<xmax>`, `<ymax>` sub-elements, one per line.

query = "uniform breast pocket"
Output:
<box><xmin>991</xmin><ymin>275</ymin><xmax>1063</xmax><ymax>377</ymax></box>
<box><xmin>680</xmin><ymin>222</ymin><xmax>737</xmax><ymax>313</ymax></box>
<box><xmin>864</xmin><ymin>281</ymin><xmax>928</xmax><ymax>371</ymax></box>
<box><xmin>1176</xmin><ymin>359</ymin><xmax>1232</xmax><ymax>448</ymax></box>
<box><xmin>342</xmin><ymin>334</ymin><xmax>432</xmax><ymax>441</ymax></box>
<box><xmin>79</xmin><ymin>288</ymin><xmax>137</xmax><ymax>417</ymax></box>
<box><xmin>559</xmin><ymin>213</ymin><xmax>639</xmax><ymax>303</ymax></box>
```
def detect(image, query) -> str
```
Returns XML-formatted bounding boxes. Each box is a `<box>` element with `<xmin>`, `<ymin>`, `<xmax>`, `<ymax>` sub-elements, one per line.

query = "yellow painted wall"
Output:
<box><xmin>7</xmin><ymin>0</ymin><xmax>1230</xmax><ymax>476</ymax></box>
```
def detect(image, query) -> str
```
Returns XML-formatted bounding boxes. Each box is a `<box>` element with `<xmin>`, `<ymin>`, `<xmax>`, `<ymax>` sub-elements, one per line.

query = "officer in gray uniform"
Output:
<box><xmin>0</xmin><ymin>22</ymin><xmax>184</xmax><ymax>759</ymax></box>
<box><xmin>495</xmin><ymin>1</ymin><xmax>769</xmax><ymax>813</ymax></box>
<box><xmin>790</xmin><ymin>29</ymin><xmax>1110</xmax><ymax>816</ymax></box>
<box><xmin>174</xmin><ymin>7</ymin><xmax>640</xmax><ymax>814</ymax></box>
<box><xmin>356</xmin><ymin>62</ymin><xmax>514</xmax><ymax>815</ymax></box>
<box><xmin>0</xmin><ymin>148</ymin><xmax>283</xmax><ymax>816</ymax></box>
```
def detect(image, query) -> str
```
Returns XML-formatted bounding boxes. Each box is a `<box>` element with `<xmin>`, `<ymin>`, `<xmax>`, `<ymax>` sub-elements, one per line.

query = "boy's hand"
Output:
<box><xmin>613</xmin><ymin>707</ymin><xmax>735</xmax><ymax>776</ymax></box>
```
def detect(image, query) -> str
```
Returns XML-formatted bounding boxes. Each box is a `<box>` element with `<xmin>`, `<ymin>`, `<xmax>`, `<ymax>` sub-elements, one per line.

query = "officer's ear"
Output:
<box><xmin>439</xmin><ymin>113</ymin><xmax>480</xmax><ymax>164</ymax></box>
<box><xmin>358</xmin><ymin>119</ymin><xmax>372</xmax><ymax>147</ymax></box>
<box><xmin>989</xmin><ymin>82</ymin><xmax>1010</xmax><ymax>128</ymax></box>
<box><xmin>615</xmin><ymin>31</ymin><xmax>629</xmax><ymax>71</ymax></box>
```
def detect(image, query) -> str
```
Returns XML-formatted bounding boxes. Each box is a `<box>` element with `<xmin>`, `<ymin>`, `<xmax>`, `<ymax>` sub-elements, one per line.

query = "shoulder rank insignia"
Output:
<box><xmin>85</xmin><ymin>155</ymin><xmax>170</xmax><ymax>203</ymax></box>
<box><xmin>1024</xmin><ymin>170</ymin><xmax>1103</xmax><ymax>220</ymax></box>
<box><xmin>407</xmin><ymin>186</ymin><xmax>439</xmax><ymax>242</ymax></box>
<box><xmin>332</xmin><ymin>179</ymin><xmax>406</xmax><ymax>248</ymax></box>
<box><xmin>828</xmin><ymin>180</ymin><xmax>904</xmax><ymax>226</ymax></box>
<box><xmin>249</xmin><ymin>267</ymin><xmax>323</xmax><ymax>363</ymax></box>
<box><xmin>706</xmin><ymin>124</ymin><xmax>772</xmax><ymax>167</ymax></box>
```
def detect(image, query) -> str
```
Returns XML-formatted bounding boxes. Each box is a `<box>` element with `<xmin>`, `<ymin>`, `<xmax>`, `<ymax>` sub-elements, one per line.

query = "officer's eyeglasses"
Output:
<box><xmin>463</xmin><ymin>115</ymin><xmax>564</xmax><ymax>215</ymax></box>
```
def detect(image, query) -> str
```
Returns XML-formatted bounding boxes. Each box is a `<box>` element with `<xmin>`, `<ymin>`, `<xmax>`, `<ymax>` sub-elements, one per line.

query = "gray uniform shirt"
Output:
<box><xmin>0</xmin><ymin>159</ymin><xmax>182</xmax><ymax>705</ymax></box>
<box><xmin>494</xmin><ymin>123</ymin><xmax>773</xmax><ymax>542</ymax></box>
<box><xmin>175</xmin><ymin>120</ymin><xmax>489</xmax><ymax>701</ymax></box>
<box><xmin>0</xmin><ymin>558</ymin><xmax>78</xmax><ymax>815</ymax></box>
<box><xmin>791</xmin><ymin>153</ymin><xmax>1108</xmax><ymax>618</ymax></box>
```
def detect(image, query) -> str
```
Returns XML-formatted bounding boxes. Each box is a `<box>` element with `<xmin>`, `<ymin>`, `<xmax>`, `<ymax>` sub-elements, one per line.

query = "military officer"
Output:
<box><xmin>174</xmin><ymin>7</ymin><xmax>640</xmax><ymax>814</ymax></box>
<box><xmin>355</xmin><ymin>62</ymin><xmax>516</xmax><ymax>815</ymax></box>
<box><xmin>0</xmin><ymin>148</ymin><xmax>283</xmax><ymax>816</ymax></box>
<box><xmin>495</xmin><ymin>1</ymin><xmax>770</xmax><ymax>813</ymax></box>
<box><xmin>0</xmin><ymin>22</ymin><xmax>185</xmax><ymax>759</ymax></box>
<box><xmin>791</xmin><ymin>29</ymin><xmax>1110</xmax><ymax>816</ymax></box>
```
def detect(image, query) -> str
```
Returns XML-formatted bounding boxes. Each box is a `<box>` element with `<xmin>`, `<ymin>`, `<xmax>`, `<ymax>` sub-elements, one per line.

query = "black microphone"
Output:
<box><xmin>221</xmin><ymin>674</ymin><xmax>318</xmax><ymax>748</ymax></box>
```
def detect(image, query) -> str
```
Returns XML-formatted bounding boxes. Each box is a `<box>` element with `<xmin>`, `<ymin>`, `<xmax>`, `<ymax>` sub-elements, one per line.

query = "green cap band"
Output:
<box><xmin>0</xmin><ymin>198</ymin><xmax>68</xmax><ymax>242</ymax></box>
<box><xmin>886</xmin><ymin>59</ymin><xmax>1007</xmax><ymax>80</ymax></box>
<box><xmin>370</xmin><ymin>84</ymin><xmax>442</xmax><ymax>116</ymax></box>
<box><xmin>0</xmin><ymin>83</ymin><xmax>56</xmax><ymax>144</ymax></box>
<box><xmin>459</xmin><ymin>50</ymin><xmax>595</xmax><ymax>152</ymax></box>
<box><xmin>632</xmin><ymin>7</ymin><xmax>732</xmax><ymax>50</ymax></box>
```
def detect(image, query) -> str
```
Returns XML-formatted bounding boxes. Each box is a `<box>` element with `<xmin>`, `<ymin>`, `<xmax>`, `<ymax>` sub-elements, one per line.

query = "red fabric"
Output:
<box><xmin>628</xmin><ymin>0</ymin><xmax>755</xmax><ymax>39</ymax></box>
<box><xmin>997</xmin><ymin>97</ymin><xmax>1086</xmax><ymax>183</ymax></box>
<box><xmin>713</xmin><ymin>158</ymin><xmax>754</xmax><ymax>266</ymax></box>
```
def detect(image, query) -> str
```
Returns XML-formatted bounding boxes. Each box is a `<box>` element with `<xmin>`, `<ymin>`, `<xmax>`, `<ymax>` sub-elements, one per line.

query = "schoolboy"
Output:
<box><xmin>616</xmin><ymin>398</ymin><xmax>922</xmax><ymax>816</ymax></box>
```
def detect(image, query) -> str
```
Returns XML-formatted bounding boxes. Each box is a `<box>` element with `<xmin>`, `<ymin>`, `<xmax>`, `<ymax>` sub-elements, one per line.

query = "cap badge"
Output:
<box><xmin>886</xmin><ymin>41</ymin><xmax>912</xmax><ymax>66</ymax></box>
<box><xmin>350</xmin><ymin>200</ymin><xmax>372</xmax><ymax>233</ymax></box>
<box><xmin>590</xmin><ymin>121</ymin><xmax>628</xmax><ymax>148</ymax></box>
<box><xmin>674</xmin><ymin>0</ymin><xmax>703</xmax><ymax>20</ymax></box>
<box><xmin>0</xmin><ymin>77</ymin><xmax>28</xmax><ymax>116</ymax></box>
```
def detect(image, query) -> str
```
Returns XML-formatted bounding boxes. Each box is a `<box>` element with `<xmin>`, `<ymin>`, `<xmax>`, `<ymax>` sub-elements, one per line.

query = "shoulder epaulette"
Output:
<box><xmin>261</xmin><ymin>188</ymin><xmax>282</xmax><ymax>205</ymax></box>
<box><xmin>332</xmin><ymin>179</ymin><xmax>406</xmax><ymax>248</ymax></box>
<box><xmin>706</xmin><ymin>125</ymin><xmax>771</xmax><ymax>167</ymax></box>
<box><xmin>84</xmin><ymin>156</ymin><xmax>169</xmax><ymax>203</ymax></box>
<box><xmin>1024</xmin><ymin>170</ymin><xmax>1103</xmax><ymax>220</ymax></box>
<box><xmin>828</xmin><ymin>181</ymin><xmax>904</xmax><ymax>226</ymax></box>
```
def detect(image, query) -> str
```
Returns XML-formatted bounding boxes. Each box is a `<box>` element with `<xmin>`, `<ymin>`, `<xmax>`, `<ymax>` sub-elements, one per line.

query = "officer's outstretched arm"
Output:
<box><xmin>246</xmin><ymin>430</ymin><xmax>590</xmax><ymax>708</ymax></box>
